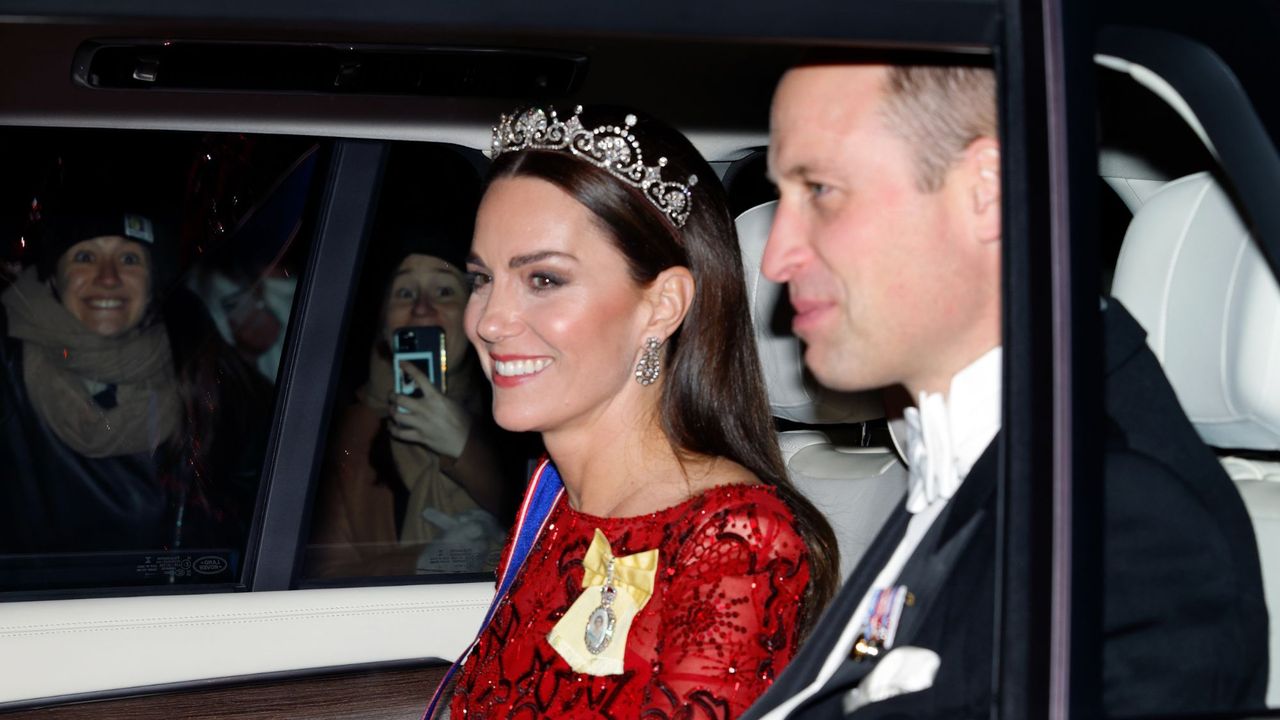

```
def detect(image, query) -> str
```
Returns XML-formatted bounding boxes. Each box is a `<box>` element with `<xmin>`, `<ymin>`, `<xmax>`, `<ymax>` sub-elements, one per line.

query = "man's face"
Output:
<box><xmin>765</xmin><ymin>64</ymin><xmax>998</xmax><ymax>396</ymax></box>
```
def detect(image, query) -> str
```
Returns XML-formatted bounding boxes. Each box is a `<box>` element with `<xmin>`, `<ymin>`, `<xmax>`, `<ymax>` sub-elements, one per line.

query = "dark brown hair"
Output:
<box><xmin>489</xmin><ymin>106</ymin><xmax>838</xmax><ymax>634</ymax></box>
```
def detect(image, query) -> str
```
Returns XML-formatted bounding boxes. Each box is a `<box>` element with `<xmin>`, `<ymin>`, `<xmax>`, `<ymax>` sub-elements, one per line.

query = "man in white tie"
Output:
<box><xmin>741</xmin><ymin>62</ymin><xmax>1267</xmax><ymax>718</ymax></box>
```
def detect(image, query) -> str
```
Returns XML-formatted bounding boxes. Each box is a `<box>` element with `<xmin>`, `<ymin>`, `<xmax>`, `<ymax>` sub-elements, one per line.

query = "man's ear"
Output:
<box><xmin>643</xmin><ymin>265</ymin><xmax>695</xmax><ymax>341</ymax></box>
<box><xmin>966</xmin><ymin>137</ymin><xmax>1001</xmax><ymax>245</ymax></box>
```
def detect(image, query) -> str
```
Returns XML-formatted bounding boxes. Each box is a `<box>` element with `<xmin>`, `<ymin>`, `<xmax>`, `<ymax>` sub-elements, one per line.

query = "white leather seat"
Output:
<box><xmin>736</xmin><ymin>201</ymin><xmax>907</xmax><ymax>578</ymax></box>
<box><xmin>1111</xmin><ymin>171</ymin><xmax>1280</xmax><ymax>703</ymax></box>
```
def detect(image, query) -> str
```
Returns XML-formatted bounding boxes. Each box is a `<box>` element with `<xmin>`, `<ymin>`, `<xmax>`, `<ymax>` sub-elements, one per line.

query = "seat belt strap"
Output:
<box><xmin>422</xmin><ymin>457</ymin><xmax>564</xmax><ymax>718</ymax></box>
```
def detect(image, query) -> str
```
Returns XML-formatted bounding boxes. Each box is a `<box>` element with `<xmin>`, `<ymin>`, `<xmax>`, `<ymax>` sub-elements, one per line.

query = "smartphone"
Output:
<box><xmin>392</xmin><ymin>325</ymin><xmax>447</xmax><ymax>395</ymax></box>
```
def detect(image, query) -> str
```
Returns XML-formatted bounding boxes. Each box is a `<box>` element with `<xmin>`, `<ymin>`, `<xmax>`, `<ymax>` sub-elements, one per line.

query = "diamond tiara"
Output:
<box><xmin>490</xmin><ymin>105</ymin><xmax>699</xmax><ymax>228</ymax></box>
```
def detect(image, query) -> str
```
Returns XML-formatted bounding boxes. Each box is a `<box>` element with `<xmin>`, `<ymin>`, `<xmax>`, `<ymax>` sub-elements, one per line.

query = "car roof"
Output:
<box><xmin>0</xmin><ymin>0</ymin><xmax>999</xmax><ymax>161</ymax></box>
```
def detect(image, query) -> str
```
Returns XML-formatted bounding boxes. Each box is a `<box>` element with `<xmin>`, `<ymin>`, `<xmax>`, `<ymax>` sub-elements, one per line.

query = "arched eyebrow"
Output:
<box><xmin>508</xmin><ymin>251</ymin><xmax>577</xmax><ymax>269</ymax></box>
<box><xmin>465</xmin><ymin>250</ymin><xmax>578</xmax><ymax>270</ymax></box>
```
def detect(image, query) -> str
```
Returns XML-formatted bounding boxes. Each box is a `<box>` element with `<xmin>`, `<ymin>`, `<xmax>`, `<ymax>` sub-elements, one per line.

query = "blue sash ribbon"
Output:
<box><xmin>422</xmin><ymin>457</ymin><xmax>565</xmax><ymax>718</ymax></box>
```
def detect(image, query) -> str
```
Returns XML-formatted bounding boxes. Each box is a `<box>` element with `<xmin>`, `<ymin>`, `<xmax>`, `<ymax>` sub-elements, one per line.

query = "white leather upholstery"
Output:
<box><xmin>1112</xmin><ymin>172</ymin><xmax>1280</xmax><ymax>450</ymax></box>
<box><xmin>778</xmin><ymin>430</ymin><xmax>908</xmax><ymax>577</ymax></box>
<box><xmin>736</xmin><ymin>201</ymin><xmax>906</xmax><ymax>578</ymax></box>
<box><xmin>1223</xmin><ymin>455</ymin><xmax>1280</xmax><ymax>705</ymax></box>
<box><xmin>1111</xmin><ymin>171</ymin><xmax>1280</xmax><ymax>703</ymax></box>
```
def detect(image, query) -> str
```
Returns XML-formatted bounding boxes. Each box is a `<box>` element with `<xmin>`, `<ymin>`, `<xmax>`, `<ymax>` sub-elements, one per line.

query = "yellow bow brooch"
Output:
<box><xmin>547</xmin><ymin>529</ymin><xmax>659</xmax><ymax>676</ymax></box>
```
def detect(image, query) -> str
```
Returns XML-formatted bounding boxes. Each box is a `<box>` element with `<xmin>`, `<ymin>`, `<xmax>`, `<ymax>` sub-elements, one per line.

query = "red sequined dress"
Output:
<box><xmin>449</xmin><ymin>484</ymin><xmax>811</xmax><ymax>720</ymax></box>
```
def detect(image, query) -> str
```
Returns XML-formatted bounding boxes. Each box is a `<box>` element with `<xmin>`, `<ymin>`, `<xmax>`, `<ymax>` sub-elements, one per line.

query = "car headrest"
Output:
<box><xmin>736</xmin><ymin>201</ymin><xmax>884</xmax><ymax>424</ymax></box>
<box><xmin>1111</xmin><ymin>172</ymin><xmax>1280</xmax><ymax>450</ymax></box>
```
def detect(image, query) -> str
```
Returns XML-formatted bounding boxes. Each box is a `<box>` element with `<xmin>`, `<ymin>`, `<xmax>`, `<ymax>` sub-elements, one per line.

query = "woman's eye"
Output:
<box><xmin>393</xmin><ymin>286</ymin><xmax>417</xmax><ymax>300</ymax></box>
<box><xmin>73</xmin><ymin>250</ymin><xmax>93</xmax><ymax>263</ymax></box>
<box><xmin>434</xmin><ymin>285</ymin><xmax>458</xmax><ymax>299</ymax></box>
<box><xmin>120</xmin><ymin>252</ymin><xmax>143</xmax><ymax>266</ymax></box>
<box><xmin>529</xmin><ymin>272</ymin><xmax>562</xmax><ymax>290</ymax></box>
<box><xmin>464</xmin><ymin>271</ymin><xmax>491</xmax><ymax>291</ymax></box>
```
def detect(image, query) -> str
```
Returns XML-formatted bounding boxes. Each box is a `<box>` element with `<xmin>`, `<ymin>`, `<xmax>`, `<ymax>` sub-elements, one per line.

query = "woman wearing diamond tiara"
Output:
<box><xmin>430</xmin><ymin>105</ymin><xmax>838</xmax><ymax>720</ymax></box>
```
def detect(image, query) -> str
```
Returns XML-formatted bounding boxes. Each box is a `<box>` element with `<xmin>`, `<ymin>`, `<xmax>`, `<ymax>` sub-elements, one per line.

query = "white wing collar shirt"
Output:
<box><xmin>903</xmin><ymin>345</ymin><xmax>1002</xmax><ymax>514</ymax></box>
<box><xmin>760</xmin><ymin>346</ymin><xmax>1002</xmax><ymax>718</ymax></box>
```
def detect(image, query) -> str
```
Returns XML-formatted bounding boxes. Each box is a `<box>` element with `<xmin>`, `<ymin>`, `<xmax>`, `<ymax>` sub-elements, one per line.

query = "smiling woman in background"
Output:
<box><xmin>433</xmin><ymin>105</ymin><xmax>839</xmax><ymax>720</ymax></box>
<box><xmin>0</xmin><ymin>175</ymin><xmax>268</xmax><ymax>576</ymax></box>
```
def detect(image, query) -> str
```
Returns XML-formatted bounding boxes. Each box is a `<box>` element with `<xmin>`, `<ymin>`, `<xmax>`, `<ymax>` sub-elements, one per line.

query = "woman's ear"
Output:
<box><xmin>643</xmin><ymin>265</ymin><xmax>695</xmax><ymax>341</ymax></box>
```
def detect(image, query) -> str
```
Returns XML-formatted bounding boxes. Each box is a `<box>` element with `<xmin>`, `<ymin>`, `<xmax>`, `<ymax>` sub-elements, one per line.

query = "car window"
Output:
<box><xmin>1091</xmin><ymin>35</ymin><xmax>1280</xmax><ymax>714</ymax></box>
<box><xmin>301</xmin><ymin>141</ymin><xmax>538</xmax><ymax>584</ymax></box>
<box><xmin>0</xmin><ymin>128</ymin><xmax>323</xmax><ymax>594</ymax></box>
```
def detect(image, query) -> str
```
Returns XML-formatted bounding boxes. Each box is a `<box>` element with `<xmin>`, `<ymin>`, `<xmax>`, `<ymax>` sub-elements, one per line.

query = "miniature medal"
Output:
<box><xmin>585</xmin><ymin>557</ymin><xmax>618</xmax><ymax>654</ymax></box>
<box><xmin>851</xmin><ymin>585</ymin><xmax>913</xmax><ymax>661</ymax></box>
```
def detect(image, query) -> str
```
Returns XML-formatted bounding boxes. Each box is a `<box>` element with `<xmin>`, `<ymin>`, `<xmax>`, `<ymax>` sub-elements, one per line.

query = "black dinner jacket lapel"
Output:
<box><xmin>798</xmin><ymin>439</ymin><xmax>999</xmax><ymax>712</ymax></box>
<box><xmin>882</xmin><ymin>440</ymin><xmax>997</xmax><ymax>647</ymax></box>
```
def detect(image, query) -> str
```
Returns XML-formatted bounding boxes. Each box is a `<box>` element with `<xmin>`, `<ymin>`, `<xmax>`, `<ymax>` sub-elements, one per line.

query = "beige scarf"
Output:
<box><xmin>1</xmin><ymin>267</ymin><xmax>180</xmax><ymax>458</ymax></box>
<box><xmin>359</xmin><ymin>343</ymin><xmax>482</xmax><ymax>545</ymax></box>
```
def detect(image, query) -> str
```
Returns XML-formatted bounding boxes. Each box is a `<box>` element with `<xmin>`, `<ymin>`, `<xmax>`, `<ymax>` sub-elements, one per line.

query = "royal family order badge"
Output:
<box><xmin>547</xmin><ymin>529</ymin><xmax>658</xmax><ymax>675</ymax></box>
<box><xmin>585</xmin><ymin>562</ymin><xmax>618</xmax><ymax>655</ymax></box>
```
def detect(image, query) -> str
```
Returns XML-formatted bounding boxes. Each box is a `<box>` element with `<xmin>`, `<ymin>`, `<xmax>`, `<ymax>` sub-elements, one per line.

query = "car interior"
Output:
<box><xmin>1096</xmin><ymin>59</ymin><xmax>1280</xmax><ymax>704</ymax></box>
<box><xmin>0</xmin><ymin>2</ymin><xmax>1277</xmax><ymax>717</ymax></box>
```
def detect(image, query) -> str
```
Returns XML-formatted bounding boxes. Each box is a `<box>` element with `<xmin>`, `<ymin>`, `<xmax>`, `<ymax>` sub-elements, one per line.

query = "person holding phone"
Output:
<box><xmin>436</xmin><ymin>105</ymin><xmax>839</xmax><ymax>719</ymax></box>
<box><xmin>307</xmin><ymin>147</ymin><xmax>515</xmax><ymax>578</ymax></box>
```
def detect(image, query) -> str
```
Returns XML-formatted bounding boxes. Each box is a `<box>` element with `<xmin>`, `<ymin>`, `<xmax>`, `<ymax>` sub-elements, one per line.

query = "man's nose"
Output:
<box><xmin>761</xmin><ymin>201</ymin><xmax>809</xmax><ymax>283</ymax></box>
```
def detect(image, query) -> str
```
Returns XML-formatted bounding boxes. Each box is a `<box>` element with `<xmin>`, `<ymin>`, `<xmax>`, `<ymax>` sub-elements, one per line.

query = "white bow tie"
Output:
<box><xmin>903</xmin><ymin>392</ymin><xmax>962</xmax><ymax>514</ymax></box>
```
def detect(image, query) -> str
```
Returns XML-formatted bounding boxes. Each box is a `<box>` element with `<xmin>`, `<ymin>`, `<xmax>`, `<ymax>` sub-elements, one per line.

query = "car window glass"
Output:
<box><xmin>0</xmin><ymin>129</ymin><xmax>323</xmax><ymax>594</ymax></box>
<box><xmin>301</xmin><ymin>142</ymin><xmax>538</xmax><ymax>584</ymax></box>
<box><xmin>1095</xmin><ymin>63</ymin><xmax>1278</xmax><ymax>716</ymax></box>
